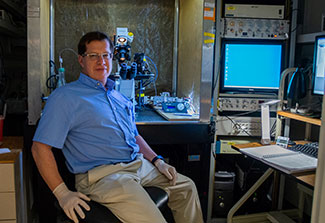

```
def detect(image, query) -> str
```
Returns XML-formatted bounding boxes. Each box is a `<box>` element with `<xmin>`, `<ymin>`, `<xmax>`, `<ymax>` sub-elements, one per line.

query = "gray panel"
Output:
<box><xmin>172</xmin><ymin>0</ymin><xmax>179</xmax><ymax>96</ymax></box>
<box><xmin>200</xmin><ymin>0</ymin><xmax>215</xmax><ymax>122</ymax></box>
<box><xmin>177</xmin><ymin>0</ymin><xmax>204</xmax><ymax>116</ymax></box>
<box><xmin>27</xmin><ymin>0</ymin><xmax>50</xmax><ymax>125</ymax></box>
<box><xmin>212</xmin><ymin>0</ymin><xmax>222</xmax><ymax>117</ymax></box>
<box><xmin>302</xmin><ymin>0</ymin><xmax>325</xmax><ymax>33</ymax></box>
<box><xmin>54</xmin><ymin>0</ymin><xmax>174</xmax><ymax>94</ymax></box>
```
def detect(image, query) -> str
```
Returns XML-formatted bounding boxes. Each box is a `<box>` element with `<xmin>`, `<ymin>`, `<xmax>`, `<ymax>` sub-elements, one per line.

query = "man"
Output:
<box><xmin>32</xmin><ymin>31</ymin><xmax>203</xmax><ymax>223</ymax></box>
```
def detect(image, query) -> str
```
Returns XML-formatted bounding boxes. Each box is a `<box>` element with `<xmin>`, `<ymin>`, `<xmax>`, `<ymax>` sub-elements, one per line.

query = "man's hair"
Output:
<box><xmin>78</xmin><ymin>31</ymin><xmax>114</xmax><ymax>55</ymax></box>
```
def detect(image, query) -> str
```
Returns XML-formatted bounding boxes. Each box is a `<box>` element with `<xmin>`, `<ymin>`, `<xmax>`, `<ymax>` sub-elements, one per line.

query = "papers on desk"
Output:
<box><xmin>241</xmin><ymin>145</ymin><xmax>317</xmax><ymax>174</ymax></box>
<box><xmin>0</xmin><ymin>148</ymin><xmax>11</xmax><ymax>154</ymax></box>
<box><xmin>153</xmin><ymin>106</ymin><xmax>199</xmax><ymax>121</ymax></box>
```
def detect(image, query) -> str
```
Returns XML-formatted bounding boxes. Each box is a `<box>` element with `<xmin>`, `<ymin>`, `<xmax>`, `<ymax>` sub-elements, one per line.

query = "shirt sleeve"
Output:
<box><xmin>33</xmin><ymin>89</ymin><xmax>74</xmax><ymax>149</ymax></box>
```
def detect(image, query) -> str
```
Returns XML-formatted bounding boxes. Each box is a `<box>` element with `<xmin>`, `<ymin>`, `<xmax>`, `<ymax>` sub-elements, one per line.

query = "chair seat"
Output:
<box><xmin>57</xmin><ymin>186</ymin><xmax>169</xmax><ymax>223</ymax></box>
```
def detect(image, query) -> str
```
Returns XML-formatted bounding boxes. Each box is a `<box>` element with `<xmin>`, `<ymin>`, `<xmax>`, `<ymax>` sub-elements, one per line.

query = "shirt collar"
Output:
<box><xmin>78</xmin><ymin>73</ymin><xmax>115</xmax><ymax>91</ymax></box>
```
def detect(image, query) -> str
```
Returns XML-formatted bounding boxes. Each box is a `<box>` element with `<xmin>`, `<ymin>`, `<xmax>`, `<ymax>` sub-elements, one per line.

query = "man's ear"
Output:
<box><xmin>78</xmin><ymin>55</ymin><xmax>84</xmax><ymax>68</ymax></box>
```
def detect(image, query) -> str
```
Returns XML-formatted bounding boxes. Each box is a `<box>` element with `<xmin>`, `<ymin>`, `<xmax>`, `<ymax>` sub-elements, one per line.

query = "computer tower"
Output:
<box><xmin>213</xmin><ymin>171</ymin><xmax>235</xmax><ymax>217</ymax></box>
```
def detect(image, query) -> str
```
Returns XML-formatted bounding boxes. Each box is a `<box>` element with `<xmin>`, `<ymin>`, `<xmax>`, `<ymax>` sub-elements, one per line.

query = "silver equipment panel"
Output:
<box><xmin>218</xmin><ymin>98</ymin><xmax>278</xmax><ymax>112</ymax></box>
<box><xmin>221</xmin><ymin>18</ymin><xmax>290</xmax><ymax>39</ymax></box>
<box><xmin>224</xmin><ymin>4</ymin><xmax>285</xmax><ymax>19</ymax></box>
<box><xmin>216</xmin><ymin>116</ymin><xmax>276</xmax><ymax>136</ymax></box>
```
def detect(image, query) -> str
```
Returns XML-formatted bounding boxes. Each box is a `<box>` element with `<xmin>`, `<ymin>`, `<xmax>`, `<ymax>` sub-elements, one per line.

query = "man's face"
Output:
<box><xmin>78</xmin><ymin>40</ymin><xmax>113</xmax><ymax>85</ymax></box>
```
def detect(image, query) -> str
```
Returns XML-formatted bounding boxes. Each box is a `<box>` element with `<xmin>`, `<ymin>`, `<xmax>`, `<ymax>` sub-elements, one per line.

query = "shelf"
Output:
<box><xmin>297</xmin><ymin>32</ymin><xmax>325</xmax><ymax>44</ymax></box>
<box><xmin>277</xmin><ymin>111</ymin><xmax>321</xmax><ymax>126</ymax></box>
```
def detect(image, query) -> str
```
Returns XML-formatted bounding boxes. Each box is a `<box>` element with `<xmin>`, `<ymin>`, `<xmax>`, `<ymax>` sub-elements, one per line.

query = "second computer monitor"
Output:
<box><xmin>220</xmin><ymin>39</ymin><xmax>284</xmax><ymax>96</ymax></box>
<box><xmin>312</xmin><ymin>35</ymin><xmax>325</xmax><ymax>95</ymax></box>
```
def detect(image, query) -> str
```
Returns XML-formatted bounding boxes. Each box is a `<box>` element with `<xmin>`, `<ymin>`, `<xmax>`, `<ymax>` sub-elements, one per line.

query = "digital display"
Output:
<box><xmin>220</xmin><ymin>41</ymin><xmax>283</xmax><ymax>95</ymax></box>
<box><xmin>312</xmin><ymin>36</ymin><xmax>325</xmax><ymax>95</ymax></box>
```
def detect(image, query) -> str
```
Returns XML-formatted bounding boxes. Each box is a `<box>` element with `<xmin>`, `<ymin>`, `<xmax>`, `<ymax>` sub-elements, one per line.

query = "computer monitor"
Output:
<box><xmin>220</xmin><ymin>39</ymin><xmax>284</xmax><ymax>95</ymax></box>
<box><xmin>312</xmin><ymin>35</ymin><xmax>325</xmax><ymax>95</ymax></box>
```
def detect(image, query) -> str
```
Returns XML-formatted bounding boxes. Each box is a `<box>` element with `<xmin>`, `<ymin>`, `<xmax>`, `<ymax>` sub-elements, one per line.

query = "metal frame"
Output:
<box><xmin>27</xmin><ymin>0</ymin><xmax>50</xmax><ymax>125</ymax></box>
<box><xmin>275</xmin><ymin>67</ymin><xmax>297</xmax><ymax>138</ymax></box>
<box><xmin>212</xmin><ymin>0</ymin><xmax>222</xmax><ymax>117</ymax></box>
<box><xmin>50</xmin><ymin>0</ymin><xmax>54</xmax><ymax>83</ymax></box>
<box><xmin>172</xmin><ymin>0</ymin><xmax>179</xmax><ymax>97</ymax></box>
<box><xmin>311</xmin><ymin>95</ymin><xmax>325</xmax><ymax>223</ymax></box>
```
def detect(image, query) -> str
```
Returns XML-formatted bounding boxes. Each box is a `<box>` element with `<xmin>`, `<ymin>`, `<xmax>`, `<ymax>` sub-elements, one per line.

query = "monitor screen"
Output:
<box><xmin>312</xmin><ymin>35</ymin><xmax>325</xmax><ymax>95</ymax></box>
<box><xmin>220</xmin><ymin>40</ymin><xmax>284</xmax><ymax>95</ymax></box>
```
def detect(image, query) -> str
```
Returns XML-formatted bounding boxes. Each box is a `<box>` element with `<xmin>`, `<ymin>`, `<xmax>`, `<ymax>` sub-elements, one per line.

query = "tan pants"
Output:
<box><xmin>75</xmin><ymin>154</ymin><xmax>204</xmax><ymax>223</ymax></box>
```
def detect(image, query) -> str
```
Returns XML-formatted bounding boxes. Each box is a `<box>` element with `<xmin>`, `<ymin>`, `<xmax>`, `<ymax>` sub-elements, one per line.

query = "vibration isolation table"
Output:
<box><xmin>135</xmin><ymin>108</ymin><xmax>215</xmax><ymax>221</ymax></box>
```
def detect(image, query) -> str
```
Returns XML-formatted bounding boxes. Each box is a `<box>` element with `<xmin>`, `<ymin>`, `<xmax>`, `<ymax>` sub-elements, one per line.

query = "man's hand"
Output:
<box><xmin>154</xmin><ymin>159</ymin><xmax>178</xmax><ymax>186</ymax></box>
<box><xmin>53</xmin><ymin>183</ymin><xmax>91</xmax><ymax>223</ymax></box>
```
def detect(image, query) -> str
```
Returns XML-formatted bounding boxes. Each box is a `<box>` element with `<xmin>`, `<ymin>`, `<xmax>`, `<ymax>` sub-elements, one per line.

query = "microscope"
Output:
<box><xmin>113</xmin><ymin>28</ymin><xmax>155</xmax><ymax>111</ymax></box>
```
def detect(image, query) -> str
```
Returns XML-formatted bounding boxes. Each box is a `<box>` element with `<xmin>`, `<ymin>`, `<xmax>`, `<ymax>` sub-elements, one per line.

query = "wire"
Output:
<box><xmin>59</xmin><ymin>48</ymin><xmax>78</xmax><ymax>58</ymax></box>
<box><xmin>49</xmin><ymin>60</ymin><xmax>58</xmax><ymax>74</ymax></box>
<box><xmin>145</xmin><ymin>56</ymin><xmax>158</xmax><ymax>82</ymax></box>
<box><xmin>153</xmin><ymin>82</ymin><xmax>157</xmax><ymax>96</ymax></box>
<box><xmin>58</xmin><ymin>48</ymin><xmax>78</xmax><ymax>68</ymax></box>
<box><xmin>217</xmin><ymin>104</ymin><xmax>263</xmax><ymax>117</ymax></box>
<box><xmin>217</xmin><ymin>106</ymin><xmax>278</xmax><ymax>137</ymax></box>
<box><xmin>225</xmin><ymin>109</ymin><xmax>261</xmax><ymax>117</ymax></box>
<box><xmin>223</xmin><ymin>114</ymin><xmax>253</xmax><ymax>137</ymax></box>
<box><xmin>290</xmin><ymin>24</ymin><xmax>300</xmax><ymax>33</ymax></box>
<box><xmin>46</xmin><ymin>75</ymin><xmax>58</xmax><ymax>90</ymax></box>
<box><xmin>270</xmin><ymin>121</ymin><xmax>277</xmax><ymax>137</ymax></box>
<box><xmin>138</xmin><ymin>55</ymin><xmax>158</xmax><ymax>96</ymax></box>
<box><xmin>289</xmin><ymin>8</ymin><xmax>300</xmax><ymax>33</ymax></box>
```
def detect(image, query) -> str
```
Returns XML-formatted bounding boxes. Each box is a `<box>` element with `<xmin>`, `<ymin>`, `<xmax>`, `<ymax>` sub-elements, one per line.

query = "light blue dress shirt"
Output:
<box><xmin>33</xmin><ymin>73</ymin><xmax>139</xmax><ymax>174</ymax></box>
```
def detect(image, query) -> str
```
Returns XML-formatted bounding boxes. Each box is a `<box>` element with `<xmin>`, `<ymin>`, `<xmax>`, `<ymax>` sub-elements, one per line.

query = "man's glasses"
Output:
<box><xmin>82</xmin><ymin>52</ymin><xmax>113</xmax><ymax>61</ymax></box>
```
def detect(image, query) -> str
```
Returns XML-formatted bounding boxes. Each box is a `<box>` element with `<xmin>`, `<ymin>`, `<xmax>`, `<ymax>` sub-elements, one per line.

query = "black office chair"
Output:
<box><xmin>31</xmin><ymin>148</ymin><xmax>173</xmax><ymax>223</ymax></box>
<box><xmin>56</xmin><ymin>187</ymin><xmax>170</xmax><ymax>223</ymax></box>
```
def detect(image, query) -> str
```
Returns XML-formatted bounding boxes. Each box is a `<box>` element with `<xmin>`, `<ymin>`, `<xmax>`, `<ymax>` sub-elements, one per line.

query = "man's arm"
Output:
<box><xmin>32</xmin><ymin>141</ymin><xmax>90</xmax><ymax>223</ymax></box>
<box><xmin>32</xmin><ymin>141</ymin><xmax>64</xmax><ymax>190</ymax></box>
<box><xmin>135</xmin><ymin>135</ymin><xmax>157</xmax><ymax>162</ymax></box>
<box><xmin>135</xmin><ymin>135</ymin><xmax>177</xmax><ymax>185</ymax></box>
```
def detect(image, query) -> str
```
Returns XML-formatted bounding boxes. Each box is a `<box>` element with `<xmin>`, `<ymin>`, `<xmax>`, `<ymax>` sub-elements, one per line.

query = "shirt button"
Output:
<box><xmin>97</xmin><ymin>83</ymin><xmax>100</xmax><ymax>86</ymax></box>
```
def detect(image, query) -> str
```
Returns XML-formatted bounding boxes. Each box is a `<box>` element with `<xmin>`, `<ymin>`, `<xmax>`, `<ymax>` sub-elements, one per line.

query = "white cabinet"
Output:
<box><xmin>0</xmin><ymin>151</ymin><xmax>24</xmax><ymax>223</ymax></box>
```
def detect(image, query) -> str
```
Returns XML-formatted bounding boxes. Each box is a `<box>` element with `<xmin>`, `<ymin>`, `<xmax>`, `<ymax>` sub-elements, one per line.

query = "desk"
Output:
<box><xmin>135</xmin><ymin>108</ymin><xmax>214</xmax><ymax>221</ymax></box>
<box><xmin>227</xmin><ymin>142</ymin><xmax>315</xmax><ymax>223</ymax></box>
<box><xmin>232</xmin><ymin>142</ymin><xmax>315</xmax><ymax>188</ymax></box>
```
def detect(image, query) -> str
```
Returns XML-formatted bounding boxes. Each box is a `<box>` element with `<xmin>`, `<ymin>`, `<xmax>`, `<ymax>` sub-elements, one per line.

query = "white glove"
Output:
<box><xmin>53</xmin><ymin>182</ymin><xmax>91</xmax><ymax>223</ymax></box>
<box><xmin>154</xmin><ymin>159</ymin><xmax>178</xmax><ymax>186</ymax></box>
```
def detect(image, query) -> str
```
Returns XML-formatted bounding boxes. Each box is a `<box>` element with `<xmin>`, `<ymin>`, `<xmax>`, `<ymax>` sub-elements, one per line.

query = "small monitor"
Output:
<box><xmin>220</xmin><ymin>40</ymin><xmax>284</xmax><ymax>95</ymax></box>
<box><xmin>312</xmin><ymin>35</ymin><xmax>325</xmax><ymax>95</ymax></box>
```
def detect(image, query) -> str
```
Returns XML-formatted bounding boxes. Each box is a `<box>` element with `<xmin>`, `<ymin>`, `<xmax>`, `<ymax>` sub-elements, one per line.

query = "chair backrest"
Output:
<box><xmin>53</xmin><ymin>148</ymin><xmax>76</xmax><ymax>190</ymax></box>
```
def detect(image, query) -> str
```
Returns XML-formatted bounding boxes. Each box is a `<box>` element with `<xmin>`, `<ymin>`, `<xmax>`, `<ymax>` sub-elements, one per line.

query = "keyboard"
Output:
<box><xmin>287</xmin><ymin>142</ymin><xmax>319</xmax><ymax>158</ymax></box>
